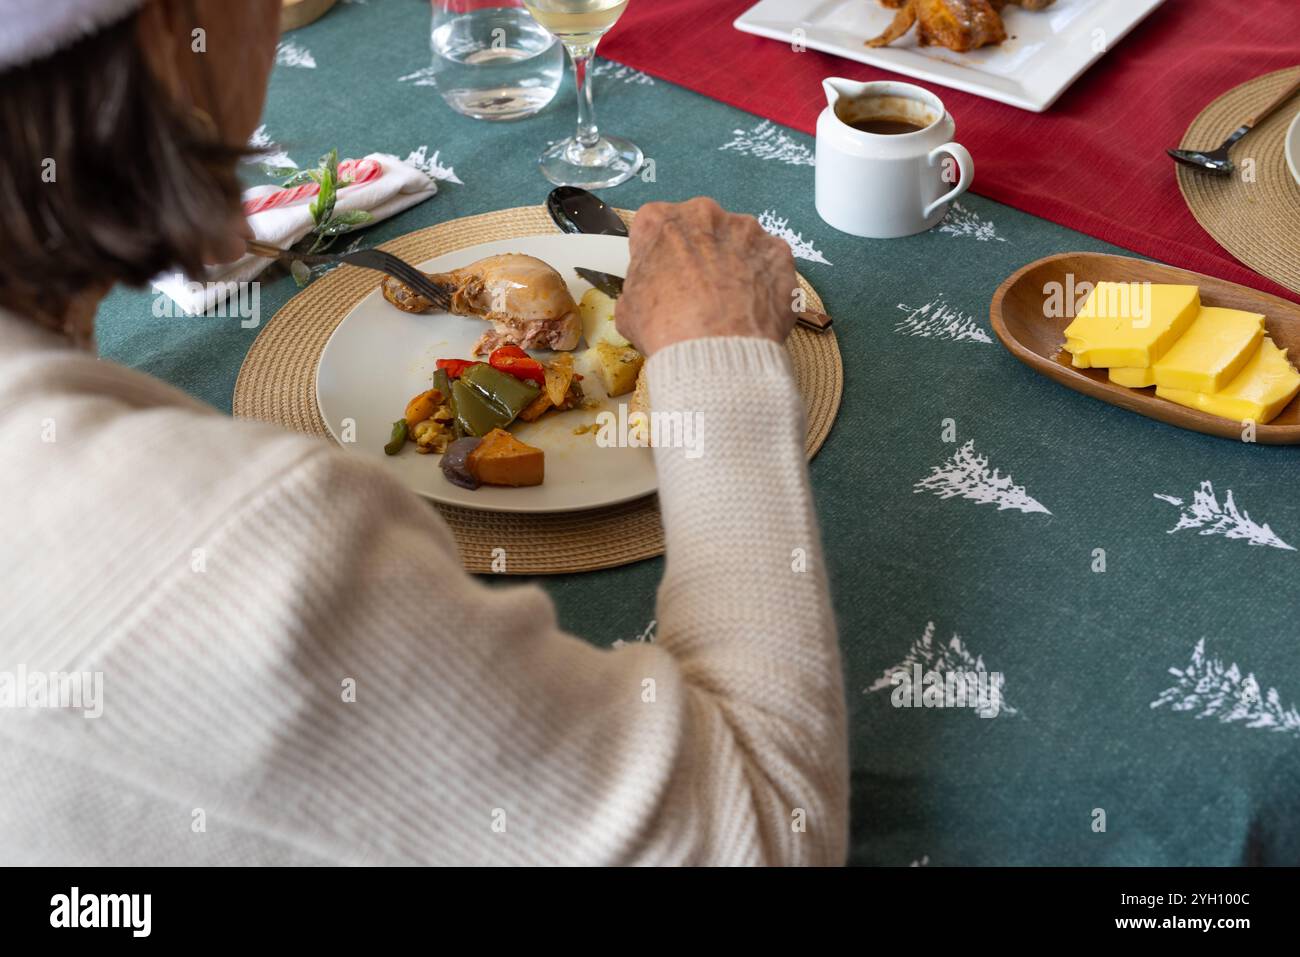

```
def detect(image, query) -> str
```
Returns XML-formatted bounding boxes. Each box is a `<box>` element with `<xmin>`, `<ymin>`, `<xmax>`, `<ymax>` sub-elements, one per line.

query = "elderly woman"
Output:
<box><xmin>0</xmin><ymin>0</ymin><xmax>846</xmax><ymax>865</ymax></box>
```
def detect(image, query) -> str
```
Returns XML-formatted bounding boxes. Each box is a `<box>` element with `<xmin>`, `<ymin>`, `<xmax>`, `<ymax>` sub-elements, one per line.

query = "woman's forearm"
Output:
<box><xmin>645</xmin><ymin>336</ymin><xmax>849</xmax><ymax>864</ymax></box>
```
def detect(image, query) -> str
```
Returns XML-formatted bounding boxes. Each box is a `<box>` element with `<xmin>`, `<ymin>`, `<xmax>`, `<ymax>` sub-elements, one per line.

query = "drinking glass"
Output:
<box><xmin>430</xmin><ymin>0</ymin><xmax>564</xmax><ymax>122</ymax></box>
<box><xmin>523</xmin><ymin>0</ymin><xmax>643</xmax><ymax>188</ymax></box>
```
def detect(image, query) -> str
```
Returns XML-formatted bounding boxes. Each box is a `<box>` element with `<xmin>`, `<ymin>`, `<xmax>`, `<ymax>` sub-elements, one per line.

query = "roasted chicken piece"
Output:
<box><xmin>868</xmin><ymin>0</ymin><xmax>1054</xmax><ymax>52</ymax></box>
<box><xmin>382</xmin><ymin>253</ymin><xmax>582</xmax><ymax>355</ymax></box>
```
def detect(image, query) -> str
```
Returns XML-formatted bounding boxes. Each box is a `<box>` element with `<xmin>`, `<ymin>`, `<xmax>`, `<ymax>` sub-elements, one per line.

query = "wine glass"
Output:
<box><xmin>523</xmin><ymin>0</ymin><xmax>643</xmax><ymax>188</ymax></box>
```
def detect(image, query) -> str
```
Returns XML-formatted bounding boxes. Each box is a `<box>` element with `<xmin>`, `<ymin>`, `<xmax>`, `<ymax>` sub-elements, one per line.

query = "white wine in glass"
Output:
<box><xmin>524</xmin><ymin>0</ymin><xmax>642</xmax><ymax>188</ymax></box>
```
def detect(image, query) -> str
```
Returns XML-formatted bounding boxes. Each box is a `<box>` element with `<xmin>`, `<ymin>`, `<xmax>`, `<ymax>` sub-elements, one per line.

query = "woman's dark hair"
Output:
<box><xmin>0</xmin><ymin>10</ymin><xmax>246</xmax><ymax>334</ymax></box>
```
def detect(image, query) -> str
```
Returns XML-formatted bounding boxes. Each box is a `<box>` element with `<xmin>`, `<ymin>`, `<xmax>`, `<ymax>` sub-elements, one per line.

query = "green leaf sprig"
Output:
<box><xmin>279</xmin><ymin>149</ymin><xmax>375</xmax><ymax>286</ymax></box>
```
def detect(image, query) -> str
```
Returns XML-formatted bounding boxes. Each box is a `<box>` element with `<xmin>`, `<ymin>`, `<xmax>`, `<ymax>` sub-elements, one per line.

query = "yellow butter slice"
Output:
<box><xmin>1156</xmin><ymin>336</ymin><xmax>1300</xmax><ymax>424</ymax></box>
<box><xmin>1149</xmin><ymin>306</ymin><xmax>1264</xmax><ymax>393</ymax></box>
<box><xmin>1109</xmin><ymin>366</ymin><xmax>1157</xmax><ymax>388</ymax></box>
<box><xmin>1063</xmin><ymin>282</ymin><xmax>1200</xmax><ymax>369</ymax></box>
<box><xmin>1107</xmin><ymin>306</ymin><xmax>1264</xmax><ymax>392</ymax></box>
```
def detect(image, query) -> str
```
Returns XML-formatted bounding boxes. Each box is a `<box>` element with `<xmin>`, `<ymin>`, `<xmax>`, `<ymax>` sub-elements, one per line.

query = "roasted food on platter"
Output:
<box><xmin>867</xmin><ymin>0</ymin><xmax>1055</xmax><ymax>53</ymax></box>
<box><xmin>381</xmin><ymin>252</ymin><xmax>582</xmax><ymax>355</ymax></box>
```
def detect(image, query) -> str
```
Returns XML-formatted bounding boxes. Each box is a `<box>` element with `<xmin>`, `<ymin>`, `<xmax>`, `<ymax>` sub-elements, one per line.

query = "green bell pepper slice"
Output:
<box><xmin>452</xmin><ymin>379</ymin><xmax>512</xmax><ymax>437</ymax></box>
<box><xmin>459</xmin><ymin>362</ymin><xmax>540</xmax><ymax>425</ymax></box>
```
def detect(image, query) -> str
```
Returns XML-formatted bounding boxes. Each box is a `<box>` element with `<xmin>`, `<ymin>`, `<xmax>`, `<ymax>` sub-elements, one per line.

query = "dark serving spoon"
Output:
<box><xmin>546</xmin><ymin>185</ymin><xmax>628</xmax><ymax>236</ymax></box>
<box><xmin>1168</xmin><ymin>74</ymin><xmax>1300</xmax><ymax>175</ymax></box>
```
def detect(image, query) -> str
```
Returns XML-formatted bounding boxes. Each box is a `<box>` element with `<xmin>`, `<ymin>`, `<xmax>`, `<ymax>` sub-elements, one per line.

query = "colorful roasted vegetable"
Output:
<box><xmin>467</xmin><ymin>428</ymin><xmax>544</xmax><ymax>487</ymax></box>
<box><xmin>384</xmin><ymin>419</ymin><xmax>408</xmax><ymax>455</ymax></box>
<box><xmin>432</xmin><ymin>368</ymin><xmax>453</xmax><ymax>401</ymax></box>
<box><xmin>404</xmin><ymin>388</ymin><xmax>443</xmax><ymax>428</ymax></box>
<box><xmin>435</xmin><ymin>368</ymin><xmax>464</xmax><ymax>440</ymax></box>
<box><xmin>518</xmin><ymin>354</ymin><xmax>584</xmax><ymax>422</ymax></box>
<box><xmin>451</xmin><ymin>379</ymin><xmax>512</xmax><ymax>437</ymax></box>
<box><xmin>460</xmin><ymin>362</ymin><xmax>540</xmax><ymax>424</ymax></box>
<box><xmin>436</xmin><ymin>358</ymin><xmax>481</xmax><ymax>380</ymax></box>
<box><xmin>440</xmin><ymin>436</ymin><xmax>482</xmax><ymax>489</ymax></box>
<box><xmin>488</xmin><ymin>344</ymin><xmax>547</xmax><ymax>386</ymax></box>
<box><xmin>543</xmin><ymin>353</ymin><xmax>576</xmax><ymax>407</ymax></box>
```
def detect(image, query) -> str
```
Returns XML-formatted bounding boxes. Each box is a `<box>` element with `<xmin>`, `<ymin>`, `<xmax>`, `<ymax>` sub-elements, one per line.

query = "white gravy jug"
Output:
<box><xmin>815</xmin><ymin>78</ymin><xmax>973</xmax><ymax>239</ymax></box>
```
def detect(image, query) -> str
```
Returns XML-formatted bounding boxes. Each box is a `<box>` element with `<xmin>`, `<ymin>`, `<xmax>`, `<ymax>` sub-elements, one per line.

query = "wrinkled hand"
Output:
<box><xmin>616</xmin><ymin>198</ymin><xmax>798</xmax><ymax>356</ymax></box>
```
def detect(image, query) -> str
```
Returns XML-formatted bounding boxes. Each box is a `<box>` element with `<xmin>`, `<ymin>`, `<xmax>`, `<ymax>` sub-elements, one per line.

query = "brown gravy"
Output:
<box><xmin>848</xmin><ymin>116</ymin><xmax>927</xmax><ymax>135</ymax></box>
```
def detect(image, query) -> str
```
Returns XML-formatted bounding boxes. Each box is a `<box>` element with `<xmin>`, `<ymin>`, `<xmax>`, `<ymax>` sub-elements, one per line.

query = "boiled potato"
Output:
<box><xmin>578</xmin><ymin>288</ymin><xmax>629</xmax><ymax>348</ymax></box>
<box><xmin>590</xmin><ymin>340</ymin><xmax>645</xmax><ymax>397</ymax></box>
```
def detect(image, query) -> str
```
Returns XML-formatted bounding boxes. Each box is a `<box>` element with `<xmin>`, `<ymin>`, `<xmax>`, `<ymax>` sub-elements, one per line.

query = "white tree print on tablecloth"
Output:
<box><xmin>937</xmin><ymin>201</ymin><xmax>1007</xmax><ymax>242</ymax></box>
<box><xmin>1152</xmin><ymin>639</ymin><xmax>1300</xmax><ymax>736</ymax></box>
<box><xmin>895</xmin><ymin>296</ymin><xmax>991</xmax><ymax>344</ymax></box>
<box><xmin>275</xmin><ymin>41</ymin><xmax>316</xmax><ymax>69</ymax></box>
<box><xmin>866</xmin><ymin>621</ymin><xmax>1020</xmax><ymax>718</ymax></box>
<box><xmin>246</xmin><ymin>125</ymin><xmax>297</xmax><ymax>171</ymax></box>
<box><xmin>397</xmin><ymin>65</ymin><xmax>438</xmax><ymax>88</ymax></box>
<box><xmin>1154</xmin><ymin>481</ymin><xmax>1293</xmax><ymax>551</ymax></box>
<box><xmin>403</xmin><ymin>145</ymin><xmax>464</xmax><ymax>185</ymax></box>
<box><xmin>757</xmin><ymin>210</ymin><xmax>831</xmax><ymax>265</ymax></box>
<box><xmin>719</xmin><ymin>120</ymin><xmax>815</xmax><ymax>166</ymax></box>
<box><xmin>915</xmin><ymin>441</ymin><xmax>1050</xmax><ymax>515</ymax></box>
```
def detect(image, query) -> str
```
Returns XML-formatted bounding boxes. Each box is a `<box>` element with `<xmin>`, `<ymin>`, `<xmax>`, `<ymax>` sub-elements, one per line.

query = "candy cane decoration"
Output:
<box><xmin>242</xmin><ymin>157</ymin><xmax>383</xmax><ymax>216</ymax></box>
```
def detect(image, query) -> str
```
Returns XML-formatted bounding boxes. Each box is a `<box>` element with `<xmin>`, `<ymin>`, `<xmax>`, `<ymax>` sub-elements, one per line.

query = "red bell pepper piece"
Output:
<box><xmin>488</xmin><ymin>346</ymin><xmax>546</xmax><ymax>385</ymax></box>
<box><xmin>490</xmin><ymin>344</ymin><xmax>530</xmax><ymax>361</ymax></box>
<box><xmin>436</xmin><ymin>358</ymin><xmax>481</xmax><ymax>379</ymax></box>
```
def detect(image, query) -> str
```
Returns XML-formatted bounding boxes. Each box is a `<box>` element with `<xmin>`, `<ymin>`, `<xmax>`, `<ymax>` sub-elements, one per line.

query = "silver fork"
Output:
<box><xmin>246</xmin><ymin>238</ymin><xmax>451</xmax><ymax>309</ymax></box>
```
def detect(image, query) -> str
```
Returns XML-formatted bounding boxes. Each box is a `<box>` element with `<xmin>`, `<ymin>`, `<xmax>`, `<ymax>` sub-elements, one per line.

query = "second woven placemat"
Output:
<box><xmin>233</xmin><ymin>204</ymin><xmax>844</xmax><ymax>574</ymax></box>
<box><xmin>1175</xmin><ymin>66</ymin><xmax>1300</xmax><ymax>297</ymax></box>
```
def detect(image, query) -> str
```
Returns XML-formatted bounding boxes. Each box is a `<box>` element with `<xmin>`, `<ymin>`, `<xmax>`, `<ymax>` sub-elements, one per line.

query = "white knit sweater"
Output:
<box><xmin>0</xmin><ymin>307</ymin><xmax>847</xmax><ymax>865</ymax></box>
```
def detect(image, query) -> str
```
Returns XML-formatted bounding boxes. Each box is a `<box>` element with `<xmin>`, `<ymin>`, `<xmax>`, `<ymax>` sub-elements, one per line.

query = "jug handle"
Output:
<box><xmin>924</xmin><ymin>143</ymin><xmax>974</xmax><ymax>218</ymax></box>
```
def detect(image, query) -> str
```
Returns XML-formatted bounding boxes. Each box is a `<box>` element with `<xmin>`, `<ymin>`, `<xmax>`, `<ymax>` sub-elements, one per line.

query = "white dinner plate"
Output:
<box><xmin>733</xmin><ymin>0</ymin><xmax>1166</xmax><ymax>113</ymax></box>
<box><xmin>1285</xmin><ymin>109</ymin><xmax>1300</xmax><ymax>190</ymax></box>
<box><xmin>315</xmin><ymin>233</ymin><xmax>656</xmax><ymax>513</ymax></box>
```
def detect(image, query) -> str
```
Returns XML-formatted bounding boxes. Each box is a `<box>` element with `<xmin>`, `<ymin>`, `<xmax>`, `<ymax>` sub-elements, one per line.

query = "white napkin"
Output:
<box><xmin>151</xmin><ymin>152</ymin><xmax>437</xmax><ymax>316</ymax></box>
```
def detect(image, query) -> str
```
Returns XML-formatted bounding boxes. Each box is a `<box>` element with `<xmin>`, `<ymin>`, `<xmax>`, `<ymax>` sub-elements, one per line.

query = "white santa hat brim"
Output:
<box><xmin>0</xmin><ymin>0</ymin><xmax>146</xmax><ymax>73</ymax></box>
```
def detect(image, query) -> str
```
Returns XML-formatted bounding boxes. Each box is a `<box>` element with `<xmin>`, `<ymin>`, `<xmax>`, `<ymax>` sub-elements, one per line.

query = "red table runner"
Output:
<box><xmin>601</xmin><ymin>0</ymin><xmax>1300</xmax><ymax>302</ymax></box>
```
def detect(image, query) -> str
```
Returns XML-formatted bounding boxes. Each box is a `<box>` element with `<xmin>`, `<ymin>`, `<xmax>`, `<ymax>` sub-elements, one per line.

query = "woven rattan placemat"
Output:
<box><xmin>1175</xmin><ymin>66</ymin><xmax>1300</xmax><ymax>297</ymax></box>
<box><xmin>233</xmin><ymin>205</ymin><xmax>843</xmax><ymax>574</ymax></box>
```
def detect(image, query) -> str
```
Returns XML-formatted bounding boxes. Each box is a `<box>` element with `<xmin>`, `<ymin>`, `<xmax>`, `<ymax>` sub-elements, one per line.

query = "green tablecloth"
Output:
<box><xmin>95</xmin><ymin>1</ymin><xmax>1300</xmax><ymax>866</ymax></box>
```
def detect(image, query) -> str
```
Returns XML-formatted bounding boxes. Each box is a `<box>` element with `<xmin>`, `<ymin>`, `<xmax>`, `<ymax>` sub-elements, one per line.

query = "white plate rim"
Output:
<box><xmin>732</xmin><ymin>0</ymin><xmax>1166</xmax><ymax>113</ymax></box>
<box><xmin>1285</xmin><ymin>109</ymin><xmax>1300</xmax><ymax>190</ymax></box>
<box><xmin>313</xmin><ymin>233</ymin><xmax>658</xmax><ymax>515</ymax></box>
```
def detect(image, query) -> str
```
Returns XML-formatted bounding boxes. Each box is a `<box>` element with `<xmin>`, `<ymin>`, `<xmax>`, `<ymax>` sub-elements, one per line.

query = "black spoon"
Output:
<box><xmin>1168</xmin><ymin>74</ymin><xmax>1300</xmax><ymax>175</ymax></box>
<box><xmin>546</xmin><ymin>186</ymin><xmax>628</xmax><ymax>237</ymax></box>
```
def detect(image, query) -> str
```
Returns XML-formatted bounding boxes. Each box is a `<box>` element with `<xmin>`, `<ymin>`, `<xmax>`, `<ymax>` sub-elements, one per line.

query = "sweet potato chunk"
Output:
<box><xmin>466</xmin><ymin>428</ymin><xmax>544</xmax><ymax>487</ymax></box>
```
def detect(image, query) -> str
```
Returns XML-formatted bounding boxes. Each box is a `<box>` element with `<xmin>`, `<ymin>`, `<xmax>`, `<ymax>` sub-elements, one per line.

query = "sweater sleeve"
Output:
<box><xmin>77</xmin><ymin>337</ymin><xmax>846</xmax><ymax>866</ymax></box>
<box><xmin>643</xmin><ymin>336</ymin><xmax>848</xmax><ymax>864</ymax></box>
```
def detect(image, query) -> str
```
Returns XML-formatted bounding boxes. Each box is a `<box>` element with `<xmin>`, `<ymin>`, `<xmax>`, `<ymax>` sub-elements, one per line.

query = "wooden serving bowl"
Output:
<box><xmin>990</xmin><ymin>252</ymin><xmax>1300</xmax><ymax>444</ymax></box>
